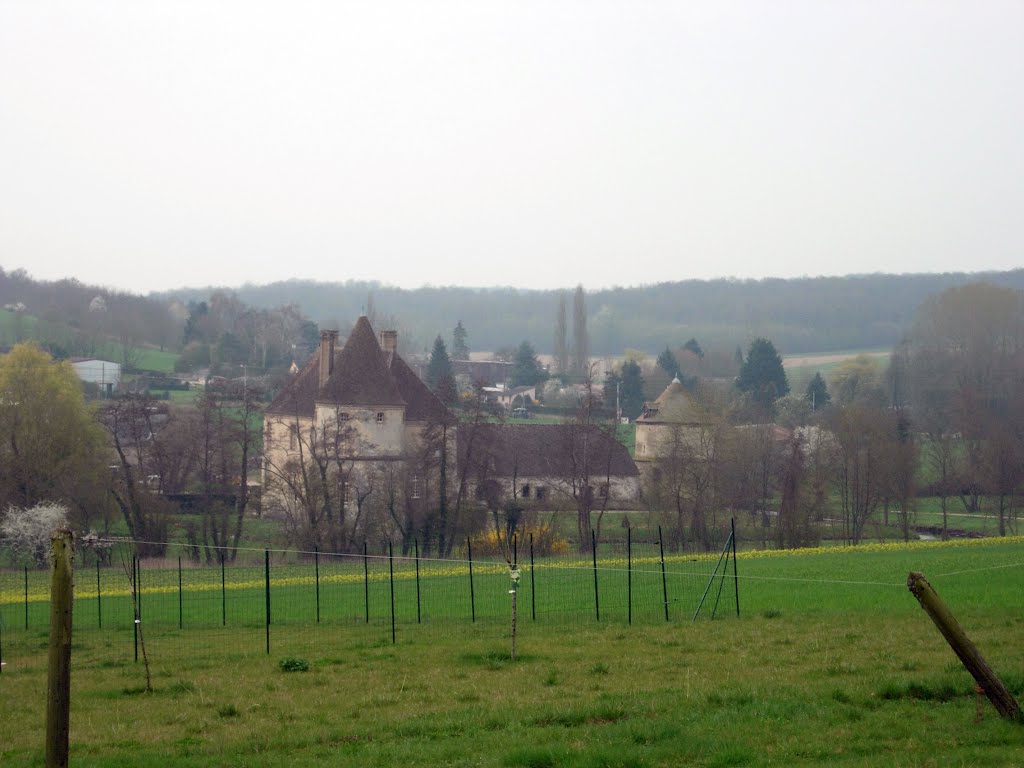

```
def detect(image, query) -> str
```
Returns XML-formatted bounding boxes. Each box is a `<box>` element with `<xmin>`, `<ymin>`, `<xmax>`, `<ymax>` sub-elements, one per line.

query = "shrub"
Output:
<box><xmin>279</xmin><ymin>657</ymin><xmax>310</xmax><ymax>673</ymax></box>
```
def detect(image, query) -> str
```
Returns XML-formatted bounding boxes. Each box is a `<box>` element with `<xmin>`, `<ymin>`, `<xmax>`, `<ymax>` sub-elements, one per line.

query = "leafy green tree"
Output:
<box><xmin>0</xmin><ymin>344</ymin><xmax>108</xmax><ymax>514</ymax></box>
<box><xmin>425</xmin><ymin>335</ymin><xmax>455</xmax><ymax>394</ymax></box>
<box><xmin>510</xmin><ymin>341</ymin><xmax>546</xmax><ymax>387</ymax></box>
<box><xmin>452</xmin><ymin>321</ymin><xmax>470</xmax><ymax>360</ymax></box>
<box><xmin>805</xmin><ymin>372</ymin><xmax>831</xmax><ymax>411</ymax></box>
<box><xmin>656</xmin><ymin>346</ymin><xmax>679</xmax><ymax>378</ymax></box>
<box><xmin>736</xmin><ymin>338</ymin><xmax>789</xmax><ymax>411</ymax></box>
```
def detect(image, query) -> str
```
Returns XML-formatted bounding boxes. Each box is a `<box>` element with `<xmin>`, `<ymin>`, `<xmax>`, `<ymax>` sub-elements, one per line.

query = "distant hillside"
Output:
<box><xmin>160</xmin><ymin>270</ymin><xmax>1024</xmax><ymax>358</ymax></box>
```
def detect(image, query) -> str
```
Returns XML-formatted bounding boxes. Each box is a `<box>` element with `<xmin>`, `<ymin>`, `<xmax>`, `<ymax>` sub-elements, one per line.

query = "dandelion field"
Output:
<box><xmin>2</xmin><ymin>538</ymin><xmax>1024</xmax><ymax>767</ymax></box>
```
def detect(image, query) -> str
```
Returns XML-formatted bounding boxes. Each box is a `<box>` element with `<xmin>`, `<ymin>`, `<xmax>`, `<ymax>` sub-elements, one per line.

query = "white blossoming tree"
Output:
<box><xmin>1</xmin><ymin>503</ymin><xmax>69</xmax><ymax>566</ymax></box>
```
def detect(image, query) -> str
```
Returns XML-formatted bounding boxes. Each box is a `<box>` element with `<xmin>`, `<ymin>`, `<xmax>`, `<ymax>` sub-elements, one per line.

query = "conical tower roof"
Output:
<box><xmin>637</xmin><ymin>377</ymin><xmax>704</xmax><ymax>424</ymax></box>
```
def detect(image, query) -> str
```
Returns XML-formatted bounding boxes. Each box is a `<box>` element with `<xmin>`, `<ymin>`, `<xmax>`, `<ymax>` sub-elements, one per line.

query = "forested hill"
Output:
<box><xmin>163</xmin><ymin>270</ymin><xmax>1024</xmax><ymax>357</ymax></box>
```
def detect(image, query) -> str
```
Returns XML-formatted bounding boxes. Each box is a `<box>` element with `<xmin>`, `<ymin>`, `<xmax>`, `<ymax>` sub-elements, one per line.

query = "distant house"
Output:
<box><xmin>451</xmin><ymin>359</ymin><xmax>514</xmax><ymax>386</ymax></box>
<box><xmin>69</xmin><ymin>358</ymin><xmax>121</xmax><ymax>396</ymax></box>
<box><xmin>262</xmin><ymin>317</ymin><xmax>452</xmax><ymax>528</ymax></box>
<box><xmin>457</xmin><ymin>423</ymin><xmax>640</xmax><ymax>508</ymax></box>
<box><xmin>633</xmin><ymin>377</ymin><xmax>710</xmax><ymax>488</ymax></box>
<box><xmin>482</xmin><ymin>384</ymin><xmax>537</xmax><ymax>410</ymax></box>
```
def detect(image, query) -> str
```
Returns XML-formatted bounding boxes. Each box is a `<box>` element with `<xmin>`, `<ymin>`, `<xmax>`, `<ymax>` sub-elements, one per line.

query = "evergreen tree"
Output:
<box><xmin>452</xmin><ymin>320</ymin><xmax>470</xmax><ymax>360</ymax></box>
<box><xmin>554</xmin><ymin>293</ymin><xmax>568</xmax><ymax>375</ymax></box>
<box><xmin>656</xmin><ymin>346</ymin><xmax>679</xmax><ymax>378</ymax></box>
<box><xmin>604</xmin><ymin>360</ymin><xmax>645</xmax><ymax>420</ymax></box>
<box><xmin>805</xmin><ymin>372</ymin><xmax>831</xmax><ymax>411</ymax></box>
<box><xmin>683</xmin><ymin>338</ymin><xmax>704</xmax><ymax>359</ymax></box>
<box><xmin>571</xmin><ymin>284</ymin><xmax>588</xmax><ymax>377</ymax></box>
<box><xmin>425</xmin><ymin>335</ymin><xmax>454</xmax><ymax>390</ymax></box>
<box><xmin>510</xmin><ymin>340</ymin><xmax>546</xmax><ymax>387</ymax></box>
<box><xmin>736</xmin><ymin>337</ymin><xmax>789</xmax><ymax>411</ymax></box>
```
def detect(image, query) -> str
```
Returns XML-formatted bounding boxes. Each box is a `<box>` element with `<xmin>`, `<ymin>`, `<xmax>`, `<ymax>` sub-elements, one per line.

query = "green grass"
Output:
<box><xmin>2</xmin><ymin>539</ymin><xmax>1024</xmax><ymax>766</ymax></box>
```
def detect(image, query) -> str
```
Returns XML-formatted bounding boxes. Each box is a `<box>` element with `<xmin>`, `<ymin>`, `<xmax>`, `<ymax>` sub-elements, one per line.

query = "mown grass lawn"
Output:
<box><xmin>2</xmin><ymin>539</ymin><xmax>1023</xmax><ymax>767</ymax></box>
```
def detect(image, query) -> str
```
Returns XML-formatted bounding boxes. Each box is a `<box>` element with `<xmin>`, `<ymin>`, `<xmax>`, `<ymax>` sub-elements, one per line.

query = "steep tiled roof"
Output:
<box><xmin>456</xmin><ymin>423</ymin><xmax>638</xmax><ymax>479</ymax></box>
<box><xmin>319</xmin><ymin>317</ymin><xmax>404</xmax><ymax>406</ymax></box>
<box><xmin>387</xmin><ymin>353</ymin><xmax>449</xmax><ymax>423</ymax></box>
<box><xmin>266</xmin><ymin>316</ymin><xmax>448</xmax><ymax>420</ymax></box>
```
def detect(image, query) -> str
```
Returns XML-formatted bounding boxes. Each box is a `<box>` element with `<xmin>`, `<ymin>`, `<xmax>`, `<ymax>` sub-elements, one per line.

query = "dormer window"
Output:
<box><xmin>376</xmin><ymin>412</ymin><xmax>385</xmax><ymax>424</ymax></box>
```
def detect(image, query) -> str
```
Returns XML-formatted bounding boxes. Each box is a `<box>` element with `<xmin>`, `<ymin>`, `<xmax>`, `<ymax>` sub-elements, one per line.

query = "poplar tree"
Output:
<box><xmin>571</xmin><ymin>284</ymin><xmax>588</xmax><ymax>377</ymax></box>
<box><xmin>553</xmin><ymin>293</ymin><xmax>568</xmax><ymax>375</ymax></box>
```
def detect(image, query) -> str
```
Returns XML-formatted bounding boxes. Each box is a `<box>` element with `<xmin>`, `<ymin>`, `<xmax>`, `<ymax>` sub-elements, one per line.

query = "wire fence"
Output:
<box><xmin>0</xmin><ymin>528</ymin><xmax>738</xmax><ymax>667</ymax></box>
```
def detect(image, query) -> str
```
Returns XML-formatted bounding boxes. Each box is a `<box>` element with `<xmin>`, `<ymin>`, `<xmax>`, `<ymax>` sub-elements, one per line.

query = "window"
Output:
<box><xmin>339</xmin><ymin>481</ymin><xmax>350</xmax><ymax>510</ymax></box>
<box><xmin>599</xmin><ymin>483</ymin><xmax>609</xmax><ymax>498</ymax></box>
<box><xmin>338</xmin><ymin>412</ymin><xmax>350</xmax><ymax>422</ymax></box>
<box><xmin>521</xmin><ymin>484</ymin><xmax>530</xmax><ymax>498</ymax></box>
<box><xmin>288</xmin><ymin>424</ymin><xmax>297</xmax><ymax>449</ymax></box>
<box><xmin>376</xmin><ymin>412</ymin><xmax>385</xmax><ymax>424</ymax></box>
<box><xmin>411</xmin><ymin>474</ymin><xmax>422</xmax><ymax>499</ymax></box>
<box><xmin>535</xmin><ymin>486</ymin><xmax>545</xmax><ymax>501</ymax></box>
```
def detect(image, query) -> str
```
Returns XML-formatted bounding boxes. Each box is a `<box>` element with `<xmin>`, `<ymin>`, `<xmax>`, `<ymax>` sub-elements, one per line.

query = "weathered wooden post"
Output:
<box><xmin>907</xmin><ymin>571</ymin><xmax>1021</xmax><ymax>722</ymax></box>
<box><xmin>46</xmin><ymin>527</ymin><xmax>74</xmax><ymax>768</ymax></box>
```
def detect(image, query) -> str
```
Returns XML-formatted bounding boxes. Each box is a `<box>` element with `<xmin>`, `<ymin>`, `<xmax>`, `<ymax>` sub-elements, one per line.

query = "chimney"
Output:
<box><xmin>380</xmin><ymin>330</ymin><xmax>397</xmax><ymax>354</ymax></box>
<box><xmin>319</xmin><ymin>330</ymin><xmax>338</xmax><ymax>389</ymax></box>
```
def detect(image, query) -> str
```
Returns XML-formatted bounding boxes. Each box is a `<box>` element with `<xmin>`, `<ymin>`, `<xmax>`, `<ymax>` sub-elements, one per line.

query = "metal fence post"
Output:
<box><xmin>592</xmin><ymin>530</ymin><xmax>600</xmax><ymax>622</ymax></box>
<box><xmin>177</xmin><ymin>556</ymin><xmax>183</xmax><ymax>630</ymax></box>
<box><xmin>363</xmin><ymin>541</ymin><xmax>369</xmax><ymax>624</ymax></box>
<box><xmin>414</xmin><ymin>539</ymin><xmax>421</xmax><ymax>624</ymax></box>
<box><xmin>264</xmin><ymin>549</ymin><xmax>271</xmax><ymax>655</ymax></box>
<box><xmin>221</xmin><ymin>555</ymin><xmax>227</xmax><ymax>626</ymax></box>
<box><xmin>731</xmin><ymin>518</ymin><xmax>740</xmax><ymax>618</ymax></box>
<box><xmin>627</xmin><ymin>526</ymin><xmax>632</xmax><ymax>625</ymax></box>
<box><xmin>389</xmin><ymin>542</ymin><xmax>396</xmax><ymax>644</ymax></box>
<box><xmin>96</xmin><ymin>559</ymin><xmax>102</xmax><ymax>630</ymax></box>
<box><xmin>467</xmin><ymin>537</ymin><xmax>475</xmax><ymax>623</ymax></box>
<box><xmin>529</xmin><ymin>533</ymin><xmax>536</xmax><ymax>621</ymax></box>
<box><xmin>658</xmin><ymin>526</ymin><xmax>669</xmax><ymax>622</ymax></box>
<box><xmin>24</xmin><ymin>566</ymin><xmax>29</xmax><ymax>630</ymax></box>
<box><xmin>314</xmin><ymin>546</ymin><xmax>320</xmax><ymax>624</ymax></box>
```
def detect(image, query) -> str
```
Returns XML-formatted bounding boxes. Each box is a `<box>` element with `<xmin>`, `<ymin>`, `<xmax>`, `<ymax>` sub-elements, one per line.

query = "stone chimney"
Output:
<box><xmin>380</xmin><ymin>330</ymin><xmax>397</xmax><ymax>354</ymax></box>
<box><xmin>318</xmin><ymin>330</ymin><xmax>338</xmax><ymax>389</ymax></box>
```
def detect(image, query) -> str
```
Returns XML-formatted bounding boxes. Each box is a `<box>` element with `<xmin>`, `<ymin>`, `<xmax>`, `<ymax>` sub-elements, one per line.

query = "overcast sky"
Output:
<box><xmin>1</xmin><ymin>2</ymin><xmax>1021</xmax><ymax>295</ymax></box>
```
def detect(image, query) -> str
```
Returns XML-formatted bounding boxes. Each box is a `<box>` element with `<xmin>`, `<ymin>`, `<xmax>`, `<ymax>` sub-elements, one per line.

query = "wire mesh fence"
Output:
<box><xmin>0</xmin><ymin>528</ymin><xmax>738</xmax><ymax>668</ymax></box>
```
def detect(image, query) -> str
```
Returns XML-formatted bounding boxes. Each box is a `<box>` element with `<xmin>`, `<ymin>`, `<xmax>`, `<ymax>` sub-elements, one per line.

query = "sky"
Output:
<box><xmin>1</xmin><ymin>2</ymin><xmax>1022</xmax><ymax>295</ymax></box>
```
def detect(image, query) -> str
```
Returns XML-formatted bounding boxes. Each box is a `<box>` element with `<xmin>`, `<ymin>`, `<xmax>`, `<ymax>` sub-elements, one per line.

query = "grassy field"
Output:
<box><xmin>2</xmin><ymin>538</ymin><xmax>1023</xmax><ymax>766</ymax></box>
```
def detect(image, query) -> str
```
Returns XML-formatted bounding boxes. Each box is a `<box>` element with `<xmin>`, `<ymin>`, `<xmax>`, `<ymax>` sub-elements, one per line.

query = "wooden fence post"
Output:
<box><xmin>907</xmin><ymin>571</ymin><xmax>1021</xmax><ymax>722</ymax></box>
<box><xmin>46</xmin><ymin>528</ymin><xmax>74</xmax><ymax>768</ymax></box>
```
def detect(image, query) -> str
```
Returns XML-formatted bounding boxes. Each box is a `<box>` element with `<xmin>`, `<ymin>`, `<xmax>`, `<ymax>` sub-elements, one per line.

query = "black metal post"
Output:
<box><xmin>627</xmin><ymin>526</ymin><xmax>632</xmax><ymax>625</ymax></box>
<box><xmin>467</xmin><ymin>537</ymin><xmax>476</xmax><ymax>623</ymax></box>
<box><xmin>414</xmin><ymin>539</ymin><xmax>421</xmax><ymax>624</ymax></box>
<box><xmin>133</xmin><ymin>557</ymin><xmax>139</xmax><ymax>663</ymax></box>
<box><xmin>178</xmin><ymin>556</ymin><xmax>183</xmax><ymax>629</ymax></box>
<box><xmin>389</xmin><ymin>542</ymin><xmax>396</xmax><ymax>644</ymax></box>
<box><xmin>592</xmin><ymin>530</ymin><xmax>600</xmax><ymax>622</ymax></box>
<box><xmin>513</xmin><ymin>534</ymin><xmax>518</xmax><ymax>568</ymax></box>
<box><xmin>529</xmin><ymin>533</ymin><xmax>536</xmax><ymax>621</ymax></box>
<box><xmin>264</xmin><ymin>548</ymin><xmax>271</xmax><ymax>655</ymax></box>
<box><xmin>363</xmin><ymin>541</ymin><xmax>369</xmax><ymax>623</ymax></box>
<box><xmin>314</xmin><ymin>546</ymin><xmax>320</xmax><ymax>624</ymax></box>
<box><xmin>658</xmin><ymin>526</ymin><xmax>669</xmax><ymax>622</ymax></box>
<box><xmin>731</xmin><ymin>518</ymin><xmax>740</xmax><ymax>618</ymax></box>
<box><xmin>136</xmin><ymin>556</ymin><xmax>142</xmax><ymax>621</ymax></box>
<box><xmin>24</xmin><ymin>566</ymin><xmax>28</xmax><ymax>630</ymax></box>
<box><xmin>96</xmin><ymin>559</ymin><xmax>102</xmax><ymax>629</ymax></box>
<box><xmin>221</xmin><ymin>555</ymin><xmax>226</xmax><ymax>626</ymax></box>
